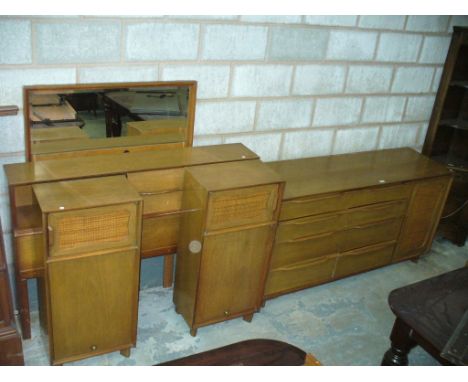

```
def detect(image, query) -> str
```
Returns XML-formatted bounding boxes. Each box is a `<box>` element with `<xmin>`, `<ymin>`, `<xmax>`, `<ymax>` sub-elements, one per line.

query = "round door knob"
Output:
<box><xmin>189</xmin><ymin>240</ymin><xmax>202</xmax><ymax>254</ymax></box>
<box><xmin>90</xmin><ymin>345</ymin><xmax>97</xmax><ymax>351</ymax></box>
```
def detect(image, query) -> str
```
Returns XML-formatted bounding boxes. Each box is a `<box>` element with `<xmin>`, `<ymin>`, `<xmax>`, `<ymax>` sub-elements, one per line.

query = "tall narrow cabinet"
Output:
<box><xmin>423</xmin><ymin>26</ymin><xmax>468</xmax><ymax>246</ymax></box>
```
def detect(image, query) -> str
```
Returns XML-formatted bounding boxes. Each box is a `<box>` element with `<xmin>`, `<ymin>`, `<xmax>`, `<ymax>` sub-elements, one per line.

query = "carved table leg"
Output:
<box><xmin>120</xmin><ymin>348</ymin><xmax>131</xmax><ymax>358</ymax></box>
<box><xmin>381</xmin><ymin>318</ymin><xmax>417</xmax><ymax>366</ymax></box>
<box><xmin>243</xmin><ymin>313</ymin><xmax>254</xmax><ymax>322</ymax></box>
<box><xmin>163</xmin><ymin>254</ymin><xmax>174</xmax><ymax>288</ymax></box>
<box><xmin>17</xmin><ymin>278</ymin><xmax>31</xmax><ymax>340</ymax></box>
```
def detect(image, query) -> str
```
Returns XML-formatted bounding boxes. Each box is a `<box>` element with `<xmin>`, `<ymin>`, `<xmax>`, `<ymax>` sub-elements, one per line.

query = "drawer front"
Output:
<box><xmin>271</xmin><ymin>231</ymin><xmax>338</xmax><ymax>268</ymax></box>
<box><xmin>276</xmin><ymin>212</ymin><xmax>344</xmax><ymax>243</ymax></box>
<box><xmin>16</xmin><ymin>233</ymin><xmax>44</xmax><ymax>275</ymax></box>
<box><xmin>206</xmin><ymin>184</ymin><xmax>279</xmax><ymax>231</ymax></box>
<box><xmin>48</xmin><ymin>203</ymin><xmax>138</xmax><ymax>257</ymax></box>
<box><xmin>344</xmin><ymin>184</ymin><xmax>411</xmax><ymax>208</ymax></box>
<box><xmin>334</xmin><ymin>242</ymin><xmax>395</xmax><ymax>279</ymax></box>
<box><xmin>141</xmin><ymin>214</ymin><xmax>181</xmax><ymax>255</ymax></box>
<box><xmin>142</xmin><ymin>191</ymin><xmax>183</xmax><ymax>216</ymax></box>
<box><xmin>265</xmin><ymin>255</ymin><xmax>338</xmax><ymax>297</ymax></box>
<box><xmin>280</xmin><ymin>193</ymin><xmax>344</xmax><ymax>221</ymax></box>
<box><xmin>127</xmin><ymin>168</ymin><xmax>184</xmax><ymax>193</ymax></box>
<box><xmin>338</xmin><ymin>217</ymin><xmax>403</xmax><ymax>252</ymax></box>
<box><xmin>344</xmin><ymin>200</ymin><xmax>407</xmax><ymax>228</ymax></box>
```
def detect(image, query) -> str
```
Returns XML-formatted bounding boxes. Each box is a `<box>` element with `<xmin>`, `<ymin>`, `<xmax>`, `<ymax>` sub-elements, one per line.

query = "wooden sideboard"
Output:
<box><xmin>3</xmin><ymin>143</ymin><xmax>258</xmax><ymax>340</ymax></box>
<box><xmin>265</xmin><ymin>148</ymin><xmax>453</xmax><ymax>299</ymax></box>
<box><xmin>174</xmin><ymin>161</ymin><xmax>284</xmax><ymax>336</ymax></box>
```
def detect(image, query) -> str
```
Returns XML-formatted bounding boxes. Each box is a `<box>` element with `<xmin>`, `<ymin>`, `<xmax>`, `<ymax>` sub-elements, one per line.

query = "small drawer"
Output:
<box><xmin>206</xmin><ymin>184</ymin><xmax>279</xmax><ymax>231</ymax></box>
<box><xmin>276</xmin><ymin>212</ymin><xmax>344</xmax><ymax>243</ymax></box>
<box><xmin>338</xmin><ymin>217</ymin><xmax>403</xmax><ymax>252</ymax></box>
<box><xmin>271</xmin><ymin>231</ymin><xmax>338</xmax><ymax>268</ymax></box>
<box><xmin>344</xmin><ymin>200</ymin><xmax>407</xmax><ymax>228</ymax></box>
<box><xmin>141</xmin><ymin>213</ymin><xmax>181</xmax><ymax>256</ymax></box>
<box><xmin>334</xmin><ymin>242</ymin><xmax>395</xmax><ymax>279</ymax></box>
<box><xmin>280</xmin><ymin>193</ymin><xmax>344</xmax><ymax>221</ymax></box>
<box><xmin>15</xmin><ymin>232</ymin><xmax>44</xmax><ymax>275</ymax></box>
<box><xmin>142</xmin><ymin>191</ymin><xmax>183</xmax><ymax>216</ymax></box>
<box><xmin>344</xmin><ymin>184</ymin><xmax>411</xmax><ymax>209</ymax></box>
<box><xmin>265</xmin><ymin>254</ymin><xmax>338</xmax><ymax>297</ymax></box>
<box><xmin>127</xmin><ymin>168</ymin><xmax>184</xmax><ymax>193</ymax></box>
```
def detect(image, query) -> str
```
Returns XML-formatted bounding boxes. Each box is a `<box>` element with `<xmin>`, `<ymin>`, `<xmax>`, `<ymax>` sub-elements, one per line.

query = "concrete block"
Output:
<box><xmin>391</xmin><ymin>67</ymin><xmax>434</xmax><ymax>93</ymax></box>
<box><xmin>406</xmin><ymin>16</ymin><xmax>450</xmax><ymax>32</ymax></box>
<box><xmin>327</xmin><ymin>30</ymin><xmax>377</xmax><ymax>61</ymax></box>
<box><xmin>313</xmin><ymin>97</ymin><xmax>362</xmax><ymax>127</ymax></box>
<box><xmin>281</xmin><ymin>129</ymin><xmax>335</xmax><ymax>160</ymax></box>
<box><xmin>162</xmin><ymin>65</ymin><xmax>230</xmax><ymax>99</ymax></box>
<box><xmin>269</xmin><ymin>27</ymin><xmax>328</xmax><ymax>61</ymax></box>
<box><xmin>304</xmin><ymin>16</ymin><xmax>358</xmax><ymax>27</ymax></box>
<box><xmin>333</xmin><ymin>127</ymin><xmax>379</xmax><ymax>155</ymax></box>
<box><xmin>231</xmin><ymin>65</ymin><xmax>293</xmax><ymax>97</ymax></box>
<box><xmin>194</xmin><ymin>101</ymin><xmax>256</xmax><ymax>135</ymax></box>
<box><xmin>376</xmin><ymin>33</ymin><xmax>423</xmax><ymax>62</ymax></box>
<box><xmin>224</xmin><ymin>133</ymin><xmax>281</xmax><ymax>162</ymax></box>
<box><xmin>404</xmin><ymin>95</ymin><xmax>436</xmax><ymax>122</ymax></box>
<box><xmin>432</xmin><ymin>67</ymin><xmax>443</xmax><ymax>92</ymax></box>
<box><xmin>0</xmin><ymin>114</ymin><xmax>24</xmax><ymax>154</ymax></box>
<box><xmin>36</xmin><ymin>21</ymin><xmax>121</xmax><ymax>64</ymax></box>
<box><xmin>378</xmin><ymin>123</ymin><xmax>420</xmax><ymax>149</ymax></box>
<box><xmin>126</xmin><ymin>23</ymin><xmax>199</xmax><ymax>61</ymax></box>
<box><xmin>346</xmin><ymin>65</ymin><xmax>393</xmax><ymax>94</ymax></box>
<box><xmin>240</xmin><ymin>16</ymin><xmax>302</xmax><ymax>23</ymax></box>
<box><xmin>0</xmin><ymin>68</ymin><xmax>76</xmax><ymax>106</ymax></box>
<box><xmin>293</xmin><ymin>64</ymin><xmax>346</xmax><ymax>95</ymax></box>
<box><xmin>358</xmin><ymin>16</ymin><xmax>406</xmax><ymax>30</ymax></box>
<box><xmin>256</xmin><ymin>99</ymin><xmax>313</xmax><ymax>131</ymax></box>
<box><xmin>193</xmin><ymin>135</ymin><xmax>223</xmax><ymax>147</ymax></box>
<box><xmin>79</xmin><ymin>66</ymin><xmax>157</xmax><ymax>83</ymax></box>
<box><xmin>0</xmin><ymin>19</ymin><xmax>31</xmax><ymax>64</ymax></box>
<box><xmin>202</xmin><ymin>25</ymin><xmax>267</xmax><ymax>60</ymax></box>
<box><xmin>419</xmin><ymin>36</ymin><xmax>451</xmax><ymax>64</ymax></box>
<box><xmin>362</xmin><ymin>96</ymin><xmax>406</xmax><ymax>123</ymax></box>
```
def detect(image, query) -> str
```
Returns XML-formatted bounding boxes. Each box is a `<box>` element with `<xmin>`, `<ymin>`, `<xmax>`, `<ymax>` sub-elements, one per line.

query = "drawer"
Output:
<box><xmin>271</xmin><ymin>231</ymin><xmax>338</xmax><ymax>268</ymax></box>
<box><xmin>127</xmin><ymin>168</ymin><xmax>184</xmax><ymax>193</ymax></box>
<box><xmin>280</xmin><ymin>193</ymin><xmax>344</xmax><ymax>221</ymax></box>
<box><xmin>206</xmin><ymin>184</ymin><xmax>279</xmax><ymax>231</ymax></box>
<box><xmin>15</xmin><ymin>232</ymin><xmax>44</xmax><ymax>275</ymax></box>
<box><xmin>334</xmin><ymin>242</ymin><xmax>395</xmax><ymax>279</ymax></box>
<box><xmin>142</xmin><ymin>190</ymin><xmax>183</xmax><ymax>216</ymax></box>
<box><xmin>338</xmin><ymin>217</ymin><xmax>403</xmax><ymax>252</ymax></box>
<box><xmin>47</xmin><ymin>203</ymin><xmax>139</xmax><ymax>257</ymax></box>
<box><xmin>276</xmin><ymin>212</ymin><xmax>344</xmax><ymax>243</ymax></box>
<box><xmin>141</xmin><ymin>213</ymin><xmax>181</xmax><ymax>255</ymax></box>
<box><xmin>344</xmin><ymin>184</ymin><xmax>411</xmax><ymax>209</ymax></box>
<box><xmin>265</xmin><ymin>254</ymin><xmax>338</xmax><ymax>297</ymax></box>
<box><xmin>344</xmin><ymin>200</ymin><xmax>407</xmax><ymax>228</ymax></box>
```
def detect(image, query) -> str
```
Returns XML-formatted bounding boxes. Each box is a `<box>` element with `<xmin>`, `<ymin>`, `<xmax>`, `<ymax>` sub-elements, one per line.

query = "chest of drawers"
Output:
<box><xmin>265</xmin><ymin>148</ymin><xmax>453</xmax><ymax>299</ymax></box>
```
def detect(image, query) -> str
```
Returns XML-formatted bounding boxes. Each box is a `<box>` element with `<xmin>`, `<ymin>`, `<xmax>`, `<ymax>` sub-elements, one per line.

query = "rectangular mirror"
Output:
<box><xmin>23</xmin><ymin>81</ymin><xmax>197</xmax><ymax>161</ymax></box>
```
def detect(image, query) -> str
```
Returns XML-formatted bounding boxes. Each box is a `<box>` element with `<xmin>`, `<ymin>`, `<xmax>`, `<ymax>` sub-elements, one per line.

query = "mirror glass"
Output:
<box><xmin>24</xmin><ymin>81</ymin><xmax>196</xmax><ymax>161</ymax></box>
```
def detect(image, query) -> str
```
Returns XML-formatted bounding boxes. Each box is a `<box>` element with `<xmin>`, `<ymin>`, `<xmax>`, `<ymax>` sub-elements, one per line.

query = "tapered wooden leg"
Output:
<box><xmin>163</xmin><ymin>254</ymin><xmax>174</xmax><ymax>288</ymax></box>
<box><xmin>17</xmin><ymin>278</ymin><xmax>31</xmax><ymax>340</ymax></box>
<box><xmin>190</xmin><ymin>328</ymin><xmax>197</xmax><ymax>337</ymax></box>
<box><xmin>243</xmin><ymin>313</ymin><xmax>254</xmax><ymax>322</ymax></box>
<box><xmin>381</xmin><ymin>318</ymin><xmax>417</xmax><ymax>366</ymax></box>
<box><xmin>120</xmin><ymin>348</ymin><xmax>131</xmax><ymax>358</ymax></box>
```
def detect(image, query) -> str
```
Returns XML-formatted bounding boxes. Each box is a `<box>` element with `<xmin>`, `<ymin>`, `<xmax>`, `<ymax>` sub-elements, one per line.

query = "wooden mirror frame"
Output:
<box><xmin>23</xmin><ymin>81</ymin><xmax>197</xmax><ymax>161</ymax></box>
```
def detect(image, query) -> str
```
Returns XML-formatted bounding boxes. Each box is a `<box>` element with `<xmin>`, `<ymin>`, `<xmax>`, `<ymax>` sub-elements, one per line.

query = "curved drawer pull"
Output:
<box><xmin>276</xmin><ymin>255</ymin><xmax>335</xmax><ymax>271</ymax></box>
<box><xmin>289</xmin><ymin>215</ymin><xmax>340</xmax><ymax>225</ymax></box>
<box><xmin>140</xmin><ymin>189</ymin><xmax>179</xmax><ymax>196</ymax></box>
<box><xmin>284</xmin><ymin>231</ymin><xmax>334</xmax><ymax>243</ymax></box>
<box><xmin>289</xmin><ymin>194</ymin><xmax>340</xmax><ymax>204</ymax></box>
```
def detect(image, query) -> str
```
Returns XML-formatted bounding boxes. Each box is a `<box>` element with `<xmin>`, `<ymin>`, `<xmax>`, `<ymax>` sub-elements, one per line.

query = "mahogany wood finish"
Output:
<box><xmin>423</xmin><ymin>26</ymin><xmax>468</xmax><ymax>246</ymax></box>
<box><xmin>4</xmin><ymin>143</ymin><xmax>258</xmax><ymax>339</ymax></box>
<box><xmin>265</xmin><ymin>148</ymin><xmax>453</xmax><ymax>300</ymax></box>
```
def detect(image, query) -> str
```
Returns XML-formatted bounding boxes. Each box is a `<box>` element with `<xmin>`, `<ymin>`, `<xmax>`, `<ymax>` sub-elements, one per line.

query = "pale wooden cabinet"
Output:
<box><xmin>173</xmin><ymin>161</ymin><xmax>284</xmax><ymax>336</ymax></box>
<box><xmin>33</xmin><ymin>176</ymin><xmax>142</xmax><ymax>365</ymax></box>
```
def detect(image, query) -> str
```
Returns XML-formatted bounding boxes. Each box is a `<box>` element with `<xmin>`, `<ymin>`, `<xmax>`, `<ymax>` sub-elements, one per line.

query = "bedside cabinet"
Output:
<box><xmin>33</xmin><ymin>176</ymin><xmax>142</xmax><ymax>365</ymax></box>
<box><xmin>173</xmin><ymin>161</ymin><xmax>284</xmax><ymax>336</ymax></box>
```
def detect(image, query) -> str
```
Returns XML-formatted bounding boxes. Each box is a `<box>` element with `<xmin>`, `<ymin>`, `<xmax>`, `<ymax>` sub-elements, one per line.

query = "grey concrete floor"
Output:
<box><xmin>21</xmin><ymin>237</ymin><xmax>467</xmax><ymax>366</ymax></box>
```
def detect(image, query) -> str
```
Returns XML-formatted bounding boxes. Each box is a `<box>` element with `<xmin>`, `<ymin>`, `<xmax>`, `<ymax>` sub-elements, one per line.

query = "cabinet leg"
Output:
<box><xmin>17</xmin><ymin>278</ymin><xmax>31</xmax><ymax>340</ymax></box>
<box><xmin>120</xmin><ymin>348</ymin><xmax>131</xmax><ymax>358</ymax></box>
<box><xmin>163</xmin><ymin>255</ymin><xmax>174</xmax><ymax>288</ymax></box>
<box><xmin>190</xmin><ymin>328</ymin><xmax>197</xmax><ymax>337</ymax></box>
<box><xmin>243</xmin><ymin>313</ymin><xmax>254</xmax><ymax>323</ymax></box>
<box><xmin>381</xmin><ymin>318</ymin><xmax>416</xmax><ymax>366</ymax></box>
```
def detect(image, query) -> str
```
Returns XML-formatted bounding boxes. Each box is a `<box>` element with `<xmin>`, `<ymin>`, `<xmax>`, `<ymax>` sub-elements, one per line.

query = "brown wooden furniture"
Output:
<box><xmin>33</xmin><ymin>176</ymin><xmax>142</xmax><ymax>365</ymax></box>
<box><xmin>264</xmin><ymin>148</ymin><xmax>452</xmax><ymax>299</ymax></box>
<box><xmin>174</xmin><ymin>161</ymin><xmax>284</xmax><ymax>336</ymax></box>
<box><xmin>4</xmin><ymin>143</ymin><xmax>258</xmax><ymax>340</ymax></box>
<box><xmin>0</xmin><ymin>105</ymin><xmax>19</xmax><ymax>116</ymax></box>
<box><xmin>157</xmin><ymin>339</ymin><xmax>321</xmax><ymax>366</ymax></box>
<box><xmin>31</xmin><ymin>126</ymin><xmax>89</xmax><ymax>144</ymax></box>
<box><xmin>0</xmin><ymin>218</ymin><xmax>24</xmax><ymax>366</ymax></box>
<box><xmin>423</xmin><ymin>26</ymin><xmax>468</xmax><ymax>246</ymax></box>
<box><xmin>381</xmin><ymin>267</ymin><xmax>468</xmax><ymax>366</ymax></box>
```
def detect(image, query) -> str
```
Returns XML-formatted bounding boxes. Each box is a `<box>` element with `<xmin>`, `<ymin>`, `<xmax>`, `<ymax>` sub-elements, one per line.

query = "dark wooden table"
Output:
<box><xmin>157</xmin><ymin>339</ymin><xmax>321</xmax><ymax>366</ymax></box>
<box><xmin>381</xmin><ymin>266</ymin><xmax>468</xmax><ymax>366</ymax></box>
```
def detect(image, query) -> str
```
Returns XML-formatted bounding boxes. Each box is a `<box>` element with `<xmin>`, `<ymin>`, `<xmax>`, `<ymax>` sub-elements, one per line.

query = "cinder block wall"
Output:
<box><xmin>1</xmin><ymin>15</ymin><xmax>468</xmax><ymax>298</ymax></box>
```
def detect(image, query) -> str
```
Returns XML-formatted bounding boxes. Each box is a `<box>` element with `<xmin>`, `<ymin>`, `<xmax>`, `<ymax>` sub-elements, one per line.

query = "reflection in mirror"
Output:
<box><xmin>25</xmin><ymin>82</ymin><xmax>196</xmax><ymax>161</ymax></box>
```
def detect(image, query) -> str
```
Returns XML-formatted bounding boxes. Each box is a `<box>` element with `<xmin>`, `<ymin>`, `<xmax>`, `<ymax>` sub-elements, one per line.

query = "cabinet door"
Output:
<box><xmin>47</xmin><ymin>249</ymin><xmax>139</xmax><ymax>364</ymax></box>
<box><xmin>194</xmin><ymin>224</ymin><xmax>275</xmax><ymax>325</ymax></box>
